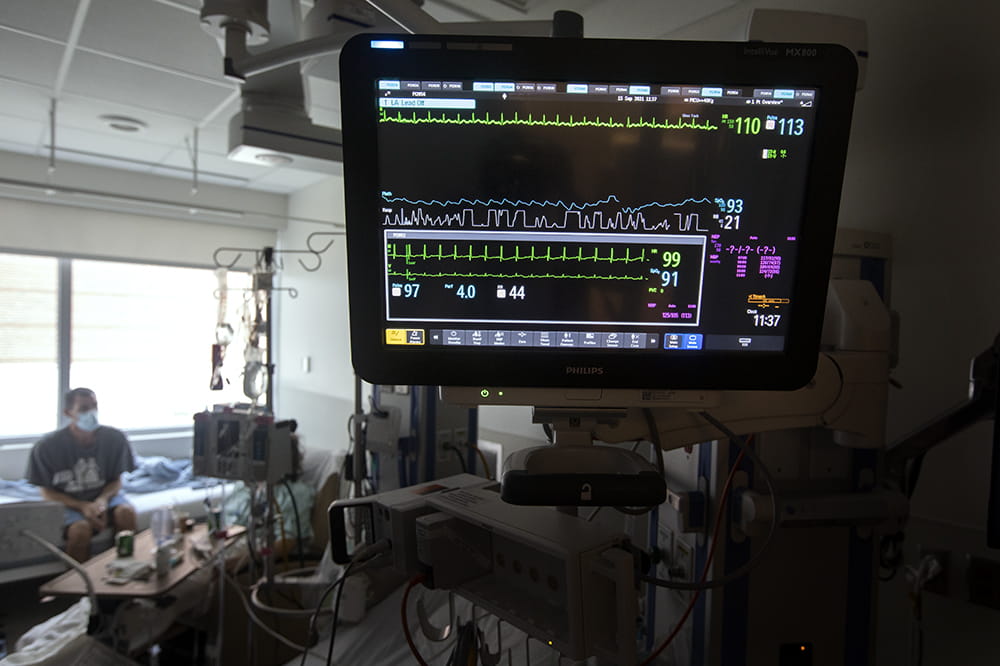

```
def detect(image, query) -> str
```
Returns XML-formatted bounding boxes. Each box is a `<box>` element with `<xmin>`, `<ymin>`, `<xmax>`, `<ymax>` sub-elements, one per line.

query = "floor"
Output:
<box><xmin>0</xmin><ymin>574</ymin><xmax>76</xmax><ymax>656</ymax></box>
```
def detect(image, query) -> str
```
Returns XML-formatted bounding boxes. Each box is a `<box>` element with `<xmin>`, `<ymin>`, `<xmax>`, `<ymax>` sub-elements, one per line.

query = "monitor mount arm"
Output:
<box><xmin>589</xmin><ymin>349</ymin><xmax>889</xmax><ymax>451</ymax></box>
<box><xmin>202</xmin><ymin>0</ymin><xmax>584</xmax><ymax>81</ymax></box>
<box><xmin>882</xmin><ymin>333</ymin><xmax>1000</xmax><ymax>548</ymax></box>
<box><xmin>504</xmin><ymin>280</ymin><xmax>893</xmax><ymax>510</ymax></box>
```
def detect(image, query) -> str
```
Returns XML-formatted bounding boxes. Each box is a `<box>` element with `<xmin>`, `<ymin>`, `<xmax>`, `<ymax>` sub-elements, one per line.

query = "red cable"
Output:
<box><xmin>641</xmin><ymin>439</ymin><xmax>751</xmax><ymax>665</ymax></box>
<box><xmin>401</xmin><ymin>574</ymin><xmax>431</xmax><ymax>666</ymax></box>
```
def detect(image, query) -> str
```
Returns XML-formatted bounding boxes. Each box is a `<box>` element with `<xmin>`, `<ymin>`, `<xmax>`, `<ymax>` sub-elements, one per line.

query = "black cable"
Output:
<box><xmin>542</xmin><ymin>422</ymin><xmax>554</xmax><ymax>444</ymax></box>
<box><xmin>298</xmin><ymin>562</ymin><xmax>353</xmax><ymax>666</ymax></box>
<box><xmin>639</xmin><ymin>411</ymin><xmax>780</xmax><ymax>591</ymax></box>
<box><xmin>446</xmin><ymin>621</ymin><xmax>477</xmax><ymax>666</ymax></box>
<box><xmin>325</xmin><ymin>560</ymin><xmax>355</xmax><ymax>666</ymax></box>
<box><xmin>444</xmin><ymin>444</ymin><xmax>468</xmax><ymax>473</ymax></box>
<box><xmin>906</xmin><ymin>453</ymin><xmax>926</xmax><ymax>498</ymax></box>
<box><xmin>282</xmin><ymin>479</ymin><xmax>306</xmax><ymax>569</ymax></box>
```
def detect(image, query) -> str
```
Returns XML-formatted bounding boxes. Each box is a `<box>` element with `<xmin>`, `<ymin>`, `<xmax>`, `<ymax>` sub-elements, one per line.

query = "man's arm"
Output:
<box><xmin>39</xmin><ymin>486</ymin><xmax>112</xmax><ymax>528</ymax></box>
<box><xmin>93</xmin><ymin>478</ymin><xmax>122</xmax><ymax>508</ymax></box>
<box><xmin>39</xmin><ymin>486</ymin><xmax>87</xmax><ymax>512</ymax></box>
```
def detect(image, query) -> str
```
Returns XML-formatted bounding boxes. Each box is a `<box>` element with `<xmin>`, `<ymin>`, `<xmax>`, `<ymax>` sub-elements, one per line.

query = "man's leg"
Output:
<box><xmin>65</xmin><ymin>520</ymin><xmax>93</xmax><ymax>562</ymax></box>
<box><xmin>108</xmin><ymin>495</ymin><xmax>135</xmax><ymax>532</ymax></box>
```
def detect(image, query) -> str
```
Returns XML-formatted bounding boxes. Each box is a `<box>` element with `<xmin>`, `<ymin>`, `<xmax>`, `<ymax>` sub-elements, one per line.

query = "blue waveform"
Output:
<box><xmin>382</xmin><ymin>193</ymin><xmax>724</xmax><ymax>214</ymax></box>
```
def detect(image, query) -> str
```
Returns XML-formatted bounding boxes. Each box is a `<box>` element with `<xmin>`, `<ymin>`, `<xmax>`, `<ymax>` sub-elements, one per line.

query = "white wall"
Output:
<box><xmin>274</xmin><ymin>176</ymin><xmax>357</xmax><ymax>453</ymax></box>
<box><xmin>0</xmin><ymin>198</ymin><xmax>276</xmax><ymax>268</ymax></box>
<box><xmin>0</xmin><ymin>152</ymin><xmax>282</xmax><ymax>267</ymax></box>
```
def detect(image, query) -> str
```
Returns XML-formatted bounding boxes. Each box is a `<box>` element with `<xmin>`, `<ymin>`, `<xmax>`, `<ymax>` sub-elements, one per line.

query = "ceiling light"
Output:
<box><xmin>254</xmin><ymin>152</ymin><xmax>294</xmax><ymax>166</ymax></box>
<box><xmin>99</xmin><ymin>114</ymin><xmax>148</xmax><ymax>133</ymax></box>
<box><xmin>228</xmin><ymin>144</ymin><xmax>296</xmax><ymax>166</ymax></box>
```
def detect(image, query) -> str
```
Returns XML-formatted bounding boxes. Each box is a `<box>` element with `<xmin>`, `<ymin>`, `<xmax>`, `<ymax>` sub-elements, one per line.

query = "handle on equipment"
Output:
<box><xmin>328</xmin><ymin>498</ymin><xmax>374</xmax><ymax>564</ymax></box>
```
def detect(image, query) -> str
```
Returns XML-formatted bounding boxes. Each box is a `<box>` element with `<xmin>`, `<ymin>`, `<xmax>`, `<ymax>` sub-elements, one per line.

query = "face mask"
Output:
<box><xmin>75</xmin><ymin>409</ymin><xmax>99</xmax><ymax>432</ymax></box>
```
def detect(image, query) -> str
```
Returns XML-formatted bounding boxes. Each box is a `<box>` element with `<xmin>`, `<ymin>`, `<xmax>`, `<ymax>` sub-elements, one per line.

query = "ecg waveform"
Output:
<box><xmin>379</xmin><ymin>108</ymin><xmax>719</xmax><ymax>131</ymax></box>
<box><xmin>388</xmin><ymin>269</ymin><xmax>644</xmax><ymax>282</ymax></box>
<box><xmin>384</xmin><ymin>233</ymin><xmax>706</xmax><ymax>325</ymax></box>
<box><xmin>386</xmin><ymin>240</ymin><xmax>657</xmax><ymax>283</ymax></box>
<box><xmin>388</xmin><ymin>242</ymin><xmax>649</xmax><ymax>265</ymax></box>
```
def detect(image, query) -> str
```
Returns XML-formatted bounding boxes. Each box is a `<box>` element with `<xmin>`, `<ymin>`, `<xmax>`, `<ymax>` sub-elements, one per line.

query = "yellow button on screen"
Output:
<box><xmin>385</xmin><ymin>329</ymin><xmax>425</xmax><ymax>345</ymax></box>
<box><xmin>385</xmin><ymin>329</ymin><xmax>408</xmax><ymax>345</ymax></box>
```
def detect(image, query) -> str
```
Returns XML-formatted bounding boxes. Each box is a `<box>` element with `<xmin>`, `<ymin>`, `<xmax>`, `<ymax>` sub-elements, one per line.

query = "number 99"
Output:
<box><xmin>662</xmin><ymin>251</ymin><xmax>681</xmax><ymax>268</ymax></box>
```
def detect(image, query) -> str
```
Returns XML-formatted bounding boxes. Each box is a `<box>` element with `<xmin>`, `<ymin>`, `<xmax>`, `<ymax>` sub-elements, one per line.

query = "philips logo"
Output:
<box><xmin>566</xmin><ymin>366</ymin><xmax>604</xmax><ymax>376</ymax></box>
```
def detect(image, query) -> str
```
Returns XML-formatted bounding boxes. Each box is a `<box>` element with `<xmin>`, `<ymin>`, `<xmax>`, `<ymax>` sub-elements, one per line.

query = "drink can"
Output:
<box><xmin>115</xmin><ymin>530</ymin><xmax>134</xmax><ymax>557</ymax></box>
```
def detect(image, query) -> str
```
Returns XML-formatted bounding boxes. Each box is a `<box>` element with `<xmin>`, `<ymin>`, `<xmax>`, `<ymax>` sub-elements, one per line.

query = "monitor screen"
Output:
<box><xmin>339</xmin><ymin>36</ymin><xmax>857</xmax><ymax>390</ymax></box>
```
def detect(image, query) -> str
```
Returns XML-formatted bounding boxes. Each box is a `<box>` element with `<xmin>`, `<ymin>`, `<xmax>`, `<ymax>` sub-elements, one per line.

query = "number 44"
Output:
<box><xmin>497</xmin><ymin>285</ymin><xmax>526</xmax><ymax>299</ymax></box>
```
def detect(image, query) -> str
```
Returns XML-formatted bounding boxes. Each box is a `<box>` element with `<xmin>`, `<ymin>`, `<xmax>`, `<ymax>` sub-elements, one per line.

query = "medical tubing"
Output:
<box><xmin>21</xmin><ymin>529</ymin><xmax>98</xmax><ymax>616</ymax></box>
<box><xmin>641</xmin><ymin>448</ymin><xmax>747</xmax><ymax>664</ymax></box>
<box><xmin>402</xmin><ymin>574</ymin><xmax>431</xmax><ymax>666</ymax></box>
<box><xmin>640</xmin><ymin>415</ymin><xmax>780</xmax><ymax>591</ymax></box>
<box><xmin>297</xmin><ymin>541</ymin><xmax>389</xmax><ymax>666</ymax></box>
<box><xmin>224</xmin><ymin>573</ymin><xmax>328</xmax><ymax>662</ymax></box>
<box><xmin>282</xmin><ymin>478</ymin><xmax>307</xmax><ymax>569</ymax></box>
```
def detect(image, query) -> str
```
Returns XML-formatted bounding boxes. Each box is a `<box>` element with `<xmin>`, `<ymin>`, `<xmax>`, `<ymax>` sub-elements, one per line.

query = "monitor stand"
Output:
<box><xmin>500</xmin><ymin>407</ymin><xmax>666</xmax><ymax>514</ymax></box>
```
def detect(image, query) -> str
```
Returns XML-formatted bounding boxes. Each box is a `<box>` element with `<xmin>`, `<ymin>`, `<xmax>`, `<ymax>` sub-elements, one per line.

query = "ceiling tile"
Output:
<box><xmin>247</xmin><ymin>168</ymin><xmax>332</xmax><ymax>193</ymax></box>
<box><xmin>0</xmin><ymin>116</ymin><xmax>48</xmax><ymax>153</ymax></box>
<box><xmin>0</xmin><ymin>1</ymin><xmax>78</xmax><ymax>41</ymax></box>
<box><xmin>79</xmin><ymin>0</ymin><xmax>228</xmax><ymax>82</ymax></box>
<box><xmin>0</xmin><ymin>80</ymin><xmax>53</xmax><ymax>121</ymax></box>
<box><xmin>0</xmin><ymin>31</ymin><xmax>64</xmax><ymax>90</ymax></box>
<box><xmin>50</xmin><ymin>125</ymin><xmax>176</xmax><ymax>166</ymax></box>
<box><xmin>50</xmin><ymin>97</ymin><xmax>201</xmax><ymax>150</ymax></box>
<box><xmin>61</xmin><ymin>52</ymin><xmax>234</xmax><ymax>122</ymax></box>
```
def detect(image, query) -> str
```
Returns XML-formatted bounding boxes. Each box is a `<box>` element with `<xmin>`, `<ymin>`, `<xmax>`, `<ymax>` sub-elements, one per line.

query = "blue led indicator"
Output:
<box><xmin>371</xmin><ymin>40</ymin><xmax>404</xmax><ymax>49</ymax></box>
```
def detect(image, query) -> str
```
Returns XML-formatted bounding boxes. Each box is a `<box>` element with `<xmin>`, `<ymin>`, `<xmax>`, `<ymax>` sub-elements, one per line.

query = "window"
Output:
<box><xmin>0</xmin><ymin>254</ymin><xmax>59</xmax><ymax>435</ymax></box>
<box><xmin>0</xmin><ymin>252</ymin><xmax>255</xmax><ymax>438</ymax></box>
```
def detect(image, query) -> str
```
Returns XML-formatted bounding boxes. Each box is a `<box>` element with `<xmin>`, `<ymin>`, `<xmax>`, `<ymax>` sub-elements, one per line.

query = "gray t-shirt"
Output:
<box><xmin>26</xmin><ymin>426</ymin><xmax>136</xmax><ymax>502</ymax></box>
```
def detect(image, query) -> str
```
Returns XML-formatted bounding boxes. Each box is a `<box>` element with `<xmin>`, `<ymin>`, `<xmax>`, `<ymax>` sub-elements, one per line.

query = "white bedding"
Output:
<box><xmin>128</xmin><ymin>480</ymin><xmax>238</xmax><ymax>531</ymax></box>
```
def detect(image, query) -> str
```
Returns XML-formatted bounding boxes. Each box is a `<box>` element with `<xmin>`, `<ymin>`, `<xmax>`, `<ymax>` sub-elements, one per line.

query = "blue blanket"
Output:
<box><xmin>0</xmin><ymin>479</ymin><xmax>43</xmax><ymax>501</ymax></box>
<box><xmin>2</xmin><ymin>457</ymin><xmax>226</xmax><ymax>498</ymax></box>
<box><xmin>122</xmin><ymin>456</ymin><xmax>218</xmax><ymax>494</ymax></box>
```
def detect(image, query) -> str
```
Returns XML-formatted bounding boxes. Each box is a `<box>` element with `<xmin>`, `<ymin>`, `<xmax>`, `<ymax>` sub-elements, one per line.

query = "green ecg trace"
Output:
<box><xmin>378</xmin><ymin>108</ymin><xmax>719</xmax><ymax>131</ymax></box>
<box><xmin>388</xmin><ymin>269</ymin><xmax>645</xmax><ymax>282</ymax></box>
<box><xmin>387</xmin><ymin>243</ymin><xmax>649</xmax><ymax>265</ymax></box>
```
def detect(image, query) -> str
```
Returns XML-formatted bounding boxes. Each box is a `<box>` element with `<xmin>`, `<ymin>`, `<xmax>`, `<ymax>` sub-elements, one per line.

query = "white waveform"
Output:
<box><xmin>386</xmin><ymin>207</ymin><xmax>677</xmax><ymax>232</ymax></box>
<box><xmin>384</xmin><ymin>208</ymin><xmax>474</xmax><ymax>227</ymax></box>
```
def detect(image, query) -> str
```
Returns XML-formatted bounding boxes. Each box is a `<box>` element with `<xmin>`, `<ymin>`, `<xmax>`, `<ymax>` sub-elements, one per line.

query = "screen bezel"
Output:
<box><xmin>339</xmin><ymin>35</ymin><xmax>857</xmax><ymax>390</ymax></box>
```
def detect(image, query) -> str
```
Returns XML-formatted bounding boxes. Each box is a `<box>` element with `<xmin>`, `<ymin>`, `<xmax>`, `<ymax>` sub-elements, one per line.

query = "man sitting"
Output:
<box><xmin>27</xmin><ymin>388</ymin><xmax>137</xmax><ymax>562</ymax></box>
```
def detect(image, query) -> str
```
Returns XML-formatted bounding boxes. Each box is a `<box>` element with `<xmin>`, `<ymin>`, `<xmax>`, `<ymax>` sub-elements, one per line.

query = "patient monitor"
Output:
<box><xmin>339</xmin><ymin>35</ymin><xmax>857</xmax><ymax>393</ymax></box>
<box><xmin>339</xmin><ymin>34</ymin><xmax>858</xmax><ymax>504</ymax></box>
<box><xmin>336</xmin><ymin>33</ymin><xmax>862</xmax><ymax>664</ymax></box>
